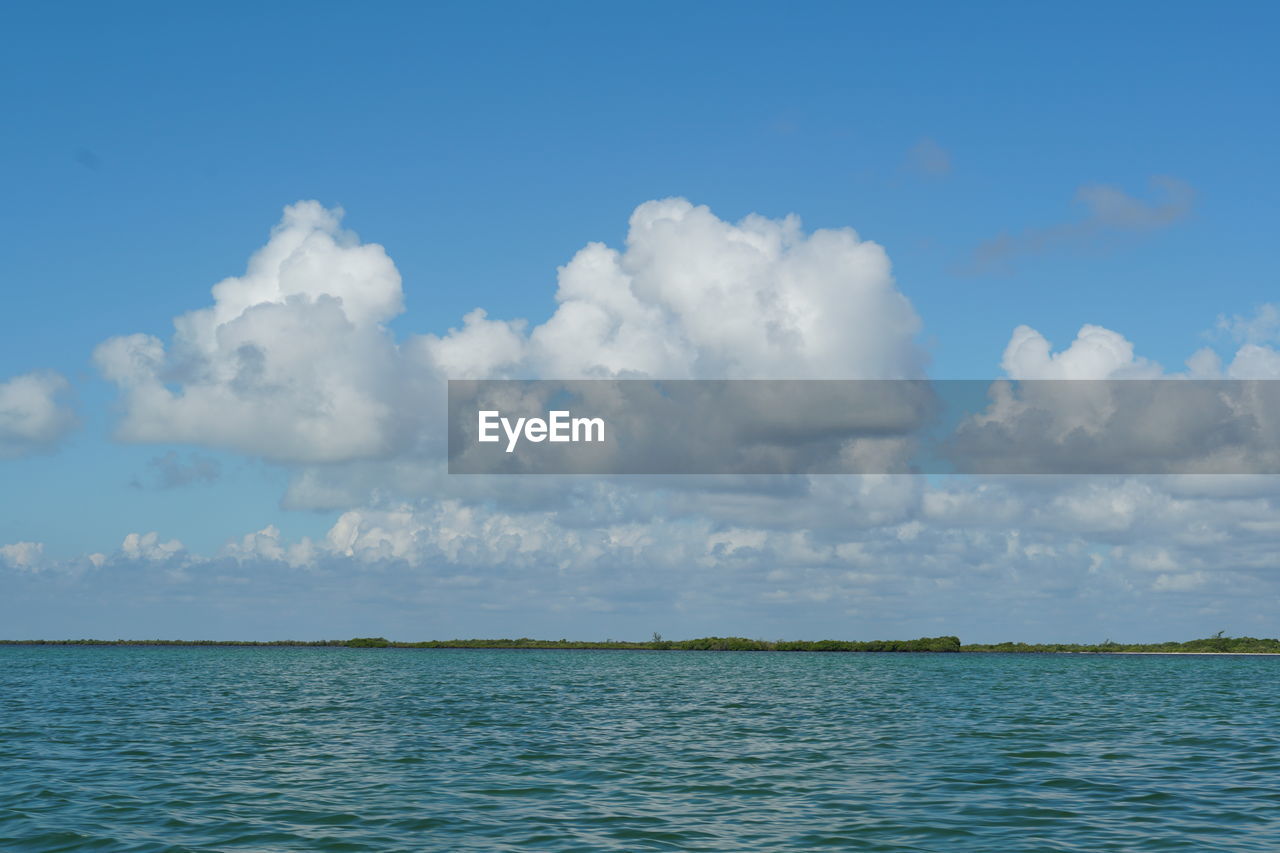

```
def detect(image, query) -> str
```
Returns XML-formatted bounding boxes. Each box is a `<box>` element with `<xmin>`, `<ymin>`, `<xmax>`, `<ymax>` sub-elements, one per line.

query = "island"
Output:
<box><xmin>3</xmin><ymin>633</ymin><xmax>1279</xmax><ymax>653</ymax></box>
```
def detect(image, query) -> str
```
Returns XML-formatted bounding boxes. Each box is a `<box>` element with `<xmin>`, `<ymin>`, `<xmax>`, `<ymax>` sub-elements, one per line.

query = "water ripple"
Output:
<box><xmin>1</xmin><ymin>648</ymin><xmax>1279</xmax><ymax>850</ymax></box>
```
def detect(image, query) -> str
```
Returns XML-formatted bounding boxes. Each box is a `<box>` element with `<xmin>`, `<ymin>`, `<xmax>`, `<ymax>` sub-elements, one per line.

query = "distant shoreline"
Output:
<box><xmin>2</xmin><ymin>636</ymin><xmax>1278</xmax><ymax>654</ymax></box>
<box><xmin>1089</xmin><ymin>651</ymin><xmax>1278</xmax><ymax>656</ymax></box>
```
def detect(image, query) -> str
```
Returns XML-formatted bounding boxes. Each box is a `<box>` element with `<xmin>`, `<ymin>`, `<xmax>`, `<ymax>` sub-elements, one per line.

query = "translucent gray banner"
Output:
<box><xmin>447</xmin><ymin>380</ymin><xmax>1280</xmax><ymax>475</ymax></box>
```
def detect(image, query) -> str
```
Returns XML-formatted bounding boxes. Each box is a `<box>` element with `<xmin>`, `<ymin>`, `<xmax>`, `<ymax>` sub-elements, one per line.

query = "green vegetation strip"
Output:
<box><xmin>2</xmin><ymin>635</ymin><xmax>1279</xmax><ymax>653</ymax></box>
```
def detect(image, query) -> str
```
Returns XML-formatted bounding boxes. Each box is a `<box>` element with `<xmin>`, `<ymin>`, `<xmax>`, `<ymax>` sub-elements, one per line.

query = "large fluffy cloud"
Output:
<box><xmin>0</xmin><ymin>370</ymin><xmax>77</xmax><ymax>458</ymax></box>
<box><xmin>95</xmin><ymin>199</ymin><xmax>924</xmax><ymax>468</ymax></box>
<box><xmin>424</xmin><ymin>198</ymin><xmax>924</xmax><ymax>380</ymax></box>
<box><xmin>94</xmin><ymin>202</ymin><xmax>411</xmax><ymax>463</ymax></box>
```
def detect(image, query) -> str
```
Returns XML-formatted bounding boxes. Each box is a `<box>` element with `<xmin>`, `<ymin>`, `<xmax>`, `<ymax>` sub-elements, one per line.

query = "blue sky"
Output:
<box><xmin>2</xmin><ymin>2</ymin><xmax>1278</xmax><ymax>641</ymax></box>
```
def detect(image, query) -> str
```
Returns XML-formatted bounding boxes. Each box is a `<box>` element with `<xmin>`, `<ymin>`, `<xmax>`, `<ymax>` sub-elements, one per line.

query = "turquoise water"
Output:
<box><xmin>2</xmin><ymin>648</ymin><xmax>1278</xmax><ymax>851</ymax></box>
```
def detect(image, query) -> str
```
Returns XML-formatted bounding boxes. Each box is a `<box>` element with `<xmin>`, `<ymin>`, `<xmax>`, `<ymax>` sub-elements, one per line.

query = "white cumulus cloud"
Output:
<box><xmin>94</xmin><ymin>202</ymin><xmax>412</xmax><ymax>463</ymax></box>
<box><xmin>0</xmin><ymin>541</ymin><xmax>45</xmax><ymax>571</ymax></box>
<box><xmin>0</xmin><ymin>371</ymin><xmax>77</xmax><ymax>458</ymax></box>
<box><xmin>121</xmin><ymin>532</ymin><xmax>185</xmax><ymax>562</ymax></box>
<box><xmin>424</xmin><ymin>198</ymin><xmax>924</xmax><ymax>380</ymax></box>
<box><xmin>1001</xmin><ymin>324</ymin><xmax>1161</xmax><ymax>379</ymax></box>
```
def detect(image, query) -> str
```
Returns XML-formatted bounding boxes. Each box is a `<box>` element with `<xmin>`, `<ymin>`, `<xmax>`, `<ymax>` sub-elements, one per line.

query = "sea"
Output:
<box><xmin>2</xmin><ymin>646</ymin><xmax>1277</xmax><ymax>851</ymax></box>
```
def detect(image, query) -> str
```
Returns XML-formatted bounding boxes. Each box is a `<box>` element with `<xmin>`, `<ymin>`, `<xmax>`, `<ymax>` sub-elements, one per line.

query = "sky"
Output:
<box><xmin>2</xmin><ymin>1</ymin><xmax>1278</xmax><ymax>642</ymax></box>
